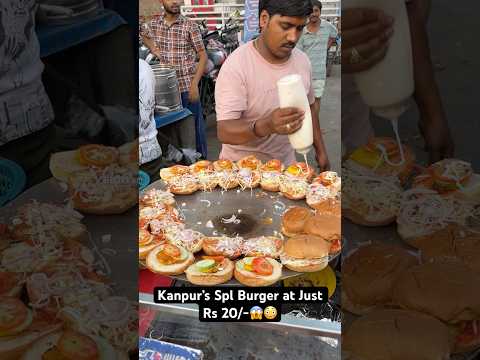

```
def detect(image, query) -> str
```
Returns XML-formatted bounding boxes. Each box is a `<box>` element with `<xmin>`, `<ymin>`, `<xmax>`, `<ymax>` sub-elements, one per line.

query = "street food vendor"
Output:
<box><xmin>214</xmin><ymin>0</ymin><xmax>330</xmax><ymax>171</ymax></box>
<box><xmin>141</xmin><ymin>0</ymin><xmax>208</xmax><ymax>159</ymax></box>
<box><xmin>341</xmin><ymin>0</ymin><xmax>454</xmax><ymax>164</ymax></box>
<box><xmin>0</xmin><ymin>0</ymin><xmax>55</xmax><ymax>187</ymax></box>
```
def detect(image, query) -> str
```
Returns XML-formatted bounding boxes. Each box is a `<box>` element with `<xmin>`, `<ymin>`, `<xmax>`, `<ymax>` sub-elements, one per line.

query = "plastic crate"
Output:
<box><xmin>0</xmin><ymin>159</ymin><xmax>26</xmax><ymax>206</ymax></box>
<box><xmin>138</xmin><ymin>170</ymin><xmax>151</xmax><ymax>191</ymax></box>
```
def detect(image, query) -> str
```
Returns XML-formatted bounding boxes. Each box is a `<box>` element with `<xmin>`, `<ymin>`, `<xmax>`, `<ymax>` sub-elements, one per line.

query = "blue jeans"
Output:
<box><xmin>181</xmin><ymin>92</ymin><xmax>207</xmax><ymax>159</ymax></box>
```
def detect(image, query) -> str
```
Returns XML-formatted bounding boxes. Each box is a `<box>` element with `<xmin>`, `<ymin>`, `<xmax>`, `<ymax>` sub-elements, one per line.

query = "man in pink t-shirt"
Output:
<box><xmin>214</xmin><ymin>0</ymin><xmax>330</xmax><ymax>170</ymax></box>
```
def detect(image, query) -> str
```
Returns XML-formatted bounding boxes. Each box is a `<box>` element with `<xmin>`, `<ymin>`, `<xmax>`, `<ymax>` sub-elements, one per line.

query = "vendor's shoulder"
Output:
<box><xmin>292</xmin><ymin>47</ymin><xmax>312</xmax><ymax>66</ymax></box>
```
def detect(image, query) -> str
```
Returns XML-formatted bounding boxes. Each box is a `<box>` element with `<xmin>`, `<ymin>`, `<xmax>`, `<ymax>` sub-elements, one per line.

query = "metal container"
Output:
<box><xmin>151</xmin><ymin>65</ymin><xmax>183</xmax><ymax>115</ymax></box>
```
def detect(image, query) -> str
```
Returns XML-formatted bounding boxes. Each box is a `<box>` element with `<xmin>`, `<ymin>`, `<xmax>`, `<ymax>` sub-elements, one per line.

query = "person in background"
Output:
<box><xmin>214</xmin><ymin>0</ymin><xmax>330</xmax><ymax>170</ymax></box>
<box><xmin>0</xmin><ymin>0</ymin><xmax>55</xmax><ymax>188</ymax></box>
<box><xmin>296</xmin><ymin>1</ymin><xmax>337</xmax><ymax>117</ymax></box>
<box><xmin>141</xmin><ymin>0</ymin><xmax>208</xmax><ymax>159</ymax></box>
<box><xmin>139</xmin><ymin>59</ymin><xmax>162</xmax><ymax>169</ymax></box>
<box><xmin>341</xmin><ymin>0</ymin><xmax>453</xmax><ymax>163</ymax></box>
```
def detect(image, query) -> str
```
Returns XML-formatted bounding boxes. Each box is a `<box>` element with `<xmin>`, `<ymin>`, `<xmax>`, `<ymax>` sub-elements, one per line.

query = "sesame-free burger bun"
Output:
<box><xmin>342</xmin><ymin>309</ymin><xmax>451</xmax><ymax>360</ymax></box>
<box><xmin>392</xmin><ymin>262</ymin><xmax>480</xmax><ymax>324</ymax></box>
<box><xmin>281</xmin><ymin>235</ymin><xmax>331</xmax><ymax>272</ymax></box>
<box><xmin>342</xmin><ymin>243</ymin><xmax>418</xmax><ymax>315</ymax></box>
<box><xmin>304</xmin><ymin>213</ymin><xmax>340</xmax><ymax>243</ymax></box>
<box><xmin>281</xmin><ymin>207</ymin><xmax>313</xmax><ymax>237</ymax></box>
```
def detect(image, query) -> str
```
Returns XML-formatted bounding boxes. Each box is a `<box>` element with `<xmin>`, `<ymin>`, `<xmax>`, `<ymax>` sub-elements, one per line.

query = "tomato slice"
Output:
<box><xmin>252</xmin><ymin>258</ymin><xmax>274</xmax><ymax>276</ymax></box>
<box><xmin>162</xmin><ymin>244</ymin><xmax>181</xmax><ymax>258</ymax></box>
<box><xmin>329</xmin><ymin>238</ymin><xmax>342</xmax><ymax>254</ymax></box>
<box><xmin>57</xmin><ymin>330</ymin><xmax>99</xmax><ymax>360</ymax></box>
<box><xmin>79</xmin><ymin>144</ymin><xmax>118</xmax><ymax>167</ymax></box>
<box><xmin>0</xmin><ymin>297</ymin><xmax>29</xmax><ymax>335</ymax></box>
<box><xmin>0</xmin><ymin>273</ymin><xmax>19</xmax><ymax>296</ymax></box>
<box><xmin>139</xmin><ymin>230</ymin><xmax>153</xmax><ymax>246</ymax></box>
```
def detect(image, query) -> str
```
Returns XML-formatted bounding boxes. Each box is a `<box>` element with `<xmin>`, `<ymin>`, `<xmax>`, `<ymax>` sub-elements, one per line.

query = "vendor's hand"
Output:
<box><xmin>419</xmin><ymin>115</ymin><xmax>454</xmax><ymax>164</ymax></box>
<box><xmin>188</xmin><ymin>83</ymin><xmax>200</xmax><ymax>103</ymax></box>
<box><xmin>342</xmin><ymin>8</ymin><xmax>395</xmax><ymax>74</ymax></box>
<box><xmin>269</xmin><ymin>108</ymin><xmax>305</xmax><ymax>135</ymax></box>
<box><xmin>315</xmin><ymin>143</ymin><xmax>331</xmax><ymax>172</ymax></box>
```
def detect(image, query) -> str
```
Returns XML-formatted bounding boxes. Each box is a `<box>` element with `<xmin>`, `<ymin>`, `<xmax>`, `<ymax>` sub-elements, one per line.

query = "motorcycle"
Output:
<box><xmin>198</xmin><ymin>17</ymin><xmax>241</xmax><ymax>118</ymax></box>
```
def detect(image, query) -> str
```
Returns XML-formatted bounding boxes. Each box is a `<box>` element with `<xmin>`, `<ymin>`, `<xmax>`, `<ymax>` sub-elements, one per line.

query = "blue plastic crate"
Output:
<box><xmin>138</xmin><ymin>170</ymin><xmax>151</xmax><ymax>191</ymax></box>
<box><xmin>0</xmin><ymin>159</ymin><xmax>26</xmax><ymax>206</ymax></box>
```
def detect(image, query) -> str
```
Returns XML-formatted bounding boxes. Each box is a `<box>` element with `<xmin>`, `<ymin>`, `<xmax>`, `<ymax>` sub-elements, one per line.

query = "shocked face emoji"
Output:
<box><xmin>264</xmin><ymin>306</ymin><xmax>278</xmax><ymax>320</ymax></box>
<box><xmin>250</xmin><ymin>306</ymin><xmax>263</xmax><ymax>320</ymax></box>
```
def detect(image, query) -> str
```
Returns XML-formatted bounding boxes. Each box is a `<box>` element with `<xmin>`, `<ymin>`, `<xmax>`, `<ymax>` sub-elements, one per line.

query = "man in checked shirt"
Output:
<box><xmin>141</xmin><ymin>0</ymin><xmax>208</xmax><ymax>158</ymax></box>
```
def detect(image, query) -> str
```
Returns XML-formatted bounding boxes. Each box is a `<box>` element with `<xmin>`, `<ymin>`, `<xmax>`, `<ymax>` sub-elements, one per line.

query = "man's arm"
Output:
<box><xmin>188</xmin><ymin>23</ymin><xmax>207</xmax><ymax>102</ymax></box>
<box><xmin>407</xmin><ymin>0</ymin><xmax>453</xmax><ymax>162</ymax></box>
<box><xmin>311</xmin><ymin>100</ymin><xmax>330</xmax><ymax>171</ymax></box>
<box><xmin>217</xmin><ymin>109</ymin><xmax>305</xmax><ymax>145</ymax></box>
<box><xmin>189</xmin><ymin>48</ymin><xmax>207</xmax><ymax>102</ymax></box>
<box><xmin>142</xmin><ymin>35</ymin><xmax>160</xmax><ymax>58</ymax></box>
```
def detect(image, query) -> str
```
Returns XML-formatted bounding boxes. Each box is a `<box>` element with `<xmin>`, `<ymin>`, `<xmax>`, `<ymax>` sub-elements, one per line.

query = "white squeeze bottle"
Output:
<box><xmin>277</xmin><ymin>74</ymin><xmax>313</xmax><ymax>155</ymax></box>
<box><xmin>343</xmin><ymin>0</ymin><xmax>414</xmax><ymax>118</ymax></box>
<box><xmin>343</xmin><ymin>0</ymin><xmax>414</xmax><ymax>164</ymax></box>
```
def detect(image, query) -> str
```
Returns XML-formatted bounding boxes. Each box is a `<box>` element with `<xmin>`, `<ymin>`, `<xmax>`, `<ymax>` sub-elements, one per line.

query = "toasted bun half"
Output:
<box><xmin>342</xmin><ymin>309</ymin><xmax>451</xmax><ymax>360</ymax></box>
<box><xmin>342</xmin><ymin>243</ymin><xmax>418</xmax><ymax>315</ymax></box>
<box><xmin>342</xmin><ymin>207</ymin><xmax>397</xmax><ymax>227</ymax></box>
<box><xmin>49</xmin><ymin>150</ymin><xmax>88</xmax><ymax>183</ymax></box>
<box><xmin>234</xmin><ymin>258</ymin><xmax>282</xmax><ymax>287</ymax></box>
<box><xmin>21</xmin><ymin>331</ymin><xmax>117</xmax><ymax>360</ymax></box>
<box><xmin>0</xmin><ymin>324</ymin><xmax>62</xmax><ymax>360</ymax></box>
<box><xmin>392</xmin><ymin>262</ymin><xmax>480</xmax><ymax>324</ymax></box>
<box><xmin>185</xmin><ymin>259</ymin><xmax>234</xmax><ymax>285</ymax></box>
<box><xmin>202</xmin><ymin>237</ymin><xmax>243</xmax><ymax>259</ymax></box>
<box><xmin>70</xmin><ymin>185</ymin><xmax>138</xmax><ymax>215</ymax></box>
<box><xmin>281</xmin><ymin>207</ymin><xmax>313</xmax><ymax>237</ymax></box>
<box><xmin>145</xmin><ymin>245</ymin><xmax>195</xmax><ymax>275</ymax></box>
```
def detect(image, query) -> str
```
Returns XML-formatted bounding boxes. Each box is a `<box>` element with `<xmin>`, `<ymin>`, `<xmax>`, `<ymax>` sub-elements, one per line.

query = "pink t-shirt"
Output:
<box><xmin>215</xmin><ymin>42</ymin><xmax>315</xmax><ymax>165</ymax></box>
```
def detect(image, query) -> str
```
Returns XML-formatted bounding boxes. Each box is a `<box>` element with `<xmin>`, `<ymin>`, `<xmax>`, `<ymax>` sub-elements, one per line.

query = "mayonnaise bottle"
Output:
<box><xmin>277</xmin><ymin>74</ymin><xmax>313</xmax><ymax>155</ymax></box>
<box><xmin>343</xmin><ymin>0</ymin><xmax>414</xmax><ymax>120</ymax></box>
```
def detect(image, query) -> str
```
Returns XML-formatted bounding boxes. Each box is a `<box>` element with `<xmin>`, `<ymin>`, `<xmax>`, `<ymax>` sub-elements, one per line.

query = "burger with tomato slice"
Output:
<box><xmin>202</xmin><ymin>236</ymin><xmax>244</xmax><ymax>259</ymax></box>
<box><xmin>280</xmin><ymin>235</ymin><xmax>331</xmax><ymax>273</ymax></box>
<box><xmin>242</xmin><ymin>236</ymin><xmax>284</xmax><ymax>259</ymax></box>
<box><xmin>303</xmin><ymin>213</ymin><xmax>341</xmax><ymax>255</ymax></box>
<box><xmin>0</xmin><ymin>272</ymin><xmax>24</xmax><ymax>298</ymax></box>
<box><xmin>260</xmin><ymin>159</ymin><xmax>284</xmax><ymax>192</ymax></box>
<box><xmin>190</xmin><ymin>160</ymin><xmax>218</xmax><ymax>191</ymax></box>
<box><xmin>0</xmin><ymin>297</ymin><xmax>61</xmax><ymax>359</ymax></box>
<box><xmin>237</xmin><ymin>155</ymin><xmax>263</xmax><ymax>171</ymax></box>
<box><xmin>21</xmin><ymin>329</ymin><xmax>123</xmax><ymax>360</ymax></box>
<box><xmin>159</xmin><ymin>165</ymin><xmax>191</xmax><ymax>184</ymax></box>
<box><xmin>185</xmin><ymin>256</ymin><xmax>234</xmax><ymax>285</ymax></box>
<box><xmin>344</xmin><ymin>137</ymin><xmax>415</xmax><ymax>184</ymax></box>
<box><xmin>234</xmin><ymin>257</ymin><xmax>282</xmax><ymax>287</ymax></box>
<box><xmin>283</xmin><ymin>162</ymin><xmax>315</xmax><ymax>182</ymax></box>
<box><xmin>392</xmin><ymin>262</ymin><xmax>480</xmax><ymax>353</ymax></box>
<box><xmin>139</xmin><ymin>229</ymin><xmax>165</xmax><ymax>267</ymax></box>
<box><xmin>146</xmin><ymin>243</ymin><xmax>194</xmax><ymax>275</ymax></box>
<box><xmin>213</xmin><ymin>160</ymin><xmax>239</xmax><ymax>190</ymax></box>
